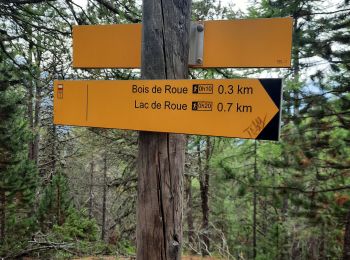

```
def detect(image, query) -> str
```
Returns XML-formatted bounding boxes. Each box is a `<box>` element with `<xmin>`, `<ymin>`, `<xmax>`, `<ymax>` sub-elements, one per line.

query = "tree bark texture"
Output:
<box><xmin>137</xmin><ymin>0</ymin><xmax>192</xmax><ymax>259</ymax></box>
<box><xmin>27</xmin><ymin>42</ymin><xmax>41</xmax><ymax>165</ymax></box>
<box><xmin>137</xmin><ymin>133</ymin><xmax>186</xmax><ymax>259</ymax></box>
<box><xmin>57</xmin><ymin>174</ymin><xmax>62</xmax><ymax>225</ymax></box>
<box><xmin>89</xmin><ymin>159</ymin><xmax>94</xmax><ymax>219</ymax></box>
<box><xmin>343</xmin><ymin>208</ymin><xmax>350</xmax><ymax>260</ymax></box>
<box><xmin>199</xmin><ymin>137</ymin><xmax>210</xmax><ymax>256</ymax></box>
<box><xmin>319</xmin><ymin>227</ymin><xmax>326</xmax><ymax>260</ymax></box>
<box><xmin>0</xmin><ymin>190</ymin><xmax>5</xmax><ymax>243</ymax></box>
<box><xmin>50</xmin><ymin>125</ymin><xmax>57</xmax><ymax>181</ymax></box>
<box><xmin>185</xmin><ymin>173</ymin><xmax>195</xmax><ymax>252</ymax></box>
<box><xmin>101</xmin><ymin>152</ymin><xmax>107</xmax><ymax>241</ymax></box>
<box><xmin>253</xmin><ymin>141</ymin><xmax>258</xmax><ymax>259</ymax></box>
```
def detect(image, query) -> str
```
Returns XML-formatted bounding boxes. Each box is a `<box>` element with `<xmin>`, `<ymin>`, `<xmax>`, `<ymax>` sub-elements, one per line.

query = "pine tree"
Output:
<box><xmin>37</xmin><ymin>172</ymin><xmax>71</xmax><ymax>230</ymax></box>
<box><xmin>0</xmin><ymin>51</ymin><xmax>37</xmax><ymax>255</ymax></box>
<box><xmin>247</xmin><ymin>0</ymin><xmax>350</xmax><ymax>258</ymax></box>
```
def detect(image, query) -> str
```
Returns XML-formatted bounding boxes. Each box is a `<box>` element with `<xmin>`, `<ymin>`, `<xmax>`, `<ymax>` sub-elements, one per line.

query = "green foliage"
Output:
<box><xmin>117</xmin><ymin>240</ymin><xmax>136</xmax><ymax>256</ymax></box>
<box><xmin>37</xmin><ymin>173</ymin><xmax>71</xmax><ymax>229</ymax></box>
<box><xmin>0</xmin><ymin>54</ymin><xmax>38</xmax><ymax>255</ymax></box>
<box><xmin>192</xmin><ymin>0</ymin><xmax>233</xmax><ymax>20</ymax></box>
<box><xmin>52</xmin><ymin>207</ymin><xmax>99</xmax><ymax>242</ymax></box>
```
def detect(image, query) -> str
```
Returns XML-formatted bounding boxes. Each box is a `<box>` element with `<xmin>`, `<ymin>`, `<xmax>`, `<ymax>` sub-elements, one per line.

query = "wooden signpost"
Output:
<box><xmin>54</xmin><ymin>2</ymin><xmax>292</xmax><ymax>257</ymax></box>
<box><xmin>136</xmin><ymin>1</ymin><xmax>190</xmax><ymax>258</ymax></box>
<box><xmin>54</xmin><ymin>78</ymin><xmax>282</xmax><ymax>140</ymax></box>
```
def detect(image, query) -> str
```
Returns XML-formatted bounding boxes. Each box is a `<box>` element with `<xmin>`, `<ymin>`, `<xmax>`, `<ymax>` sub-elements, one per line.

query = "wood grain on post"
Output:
<box><xmin>137</xmin><ymin>0</ymin><xmax>192</xmax><ymax>259</ymax></box>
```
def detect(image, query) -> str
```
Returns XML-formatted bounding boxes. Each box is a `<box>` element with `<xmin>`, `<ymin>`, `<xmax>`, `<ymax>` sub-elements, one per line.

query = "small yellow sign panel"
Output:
<box><xmin>54</xmin><ymin>79</ymin><xmax>282</xmax><ymax>140</ymax></box>
<box><xmin>202</xmin><ymin>18</ymin><xmax>292</xmax><ymax>68</ymax></box>
<box><xmin>73</xmin><ymin>23</ymin><xmax>142</xmax><ymax>69</ymax></box>
<box><xmin>72</xmin><ymin>17</ymin><xmax>292</xmax><ymax>68</ymax></box>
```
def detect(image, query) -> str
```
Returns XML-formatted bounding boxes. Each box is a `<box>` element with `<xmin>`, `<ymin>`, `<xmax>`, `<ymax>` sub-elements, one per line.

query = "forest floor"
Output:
<box><xmin>74</xmin><ymin>256</ymin><xmax>221</xmax><ymax>260</ymax></box>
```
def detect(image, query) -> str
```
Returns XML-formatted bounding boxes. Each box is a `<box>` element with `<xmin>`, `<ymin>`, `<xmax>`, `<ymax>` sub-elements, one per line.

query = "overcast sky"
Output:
<box><xmin>221</xmin><ymin>0</ymin><xmax>250</xmax><ymax>11</ymax></box>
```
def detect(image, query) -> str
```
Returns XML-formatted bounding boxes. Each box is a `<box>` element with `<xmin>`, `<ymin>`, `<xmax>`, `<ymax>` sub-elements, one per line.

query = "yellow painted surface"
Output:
<box><xmin>72</xmin><ymin>23</ymin><xmax>142</xmax><ymax>68</ymax></box>
<box><xmin>54</xmin><ymin>79</ymin><xmax>279</xmax><ymax>139</ymax></box>
<box><xmin>201</xmin><ymin>17</ymin><xmax>292</xmax><ymax>68</ymax></box>
<box><xmin>72</xmin><ymin>17</ymin><xmax>292</xmax><ymax>68</ymax></box>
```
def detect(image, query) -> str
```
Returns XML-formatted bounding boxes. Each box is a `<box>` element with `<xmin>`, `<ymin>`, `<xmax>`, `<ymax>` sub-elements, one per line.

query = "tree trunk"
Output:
<box><xmin>199</xmin><ymin>137</ymin><xmax>210</xmax><ymax>256</ymax></box>
<box><xmin>27</xmin><ymin>39</ymin><xmax>34</xmax><ymax>160</ymax></box>
<box><xmin>32</xmin><ymin>80</ymin><xmax>41</xmax><ymax>165</ymax></box>
<box><xmin>319</xmin><ymin>224</ymin><xmax>326</xmax><ymax>260</ymax></box>
<box><xmin>253</xmin><ymin>141</ymin><xmax>258</xmax><ymax>259</ymax></box>
<box><xmin>307</xmin><ymin>191</ymin><xmax>318</xmax><ymax>260</ymax></box>
<box><xmin>50</xmin><ymin>124</ymin><xmax>57</xmax><ymax>181</ymax></box>
<box><xmin>27</xmin><ymin>71</ymin><xmax>35</xmax><ymax>161</ymax></box>
<box><xmin>137</xmin><ymin>0</ymin><xmax>191</xmax><ymax>258</ymax></box>
<box><xmin>101</xmin><ymin>151</ymin><xmax>107</xmax><ymax>241</ymax></box>
<box><xmin>27</xmin><ymin>42</ymin><xmax>40</xmax><ymax>165</ymax></box>
<box><xmin>343</xmin><ymin>208</ymin><xmax>350</xmax><ymax>260</ymax></box>
<box><xmin>185</xmin><ymin>173</ymin><xmax>195</xmax><ymax>252</ymax></box>
<box><xmin>0</xmin><ymin>189</ymin><xmax>5</xmax><ymax>243</ymax></box>
<box><xmin>292</xmin><ymin>16</ymin><xmax>301</xmax><ymax>118</ymax></box>
<box><xmin>57</xmin><ymin>174</ymin><xmax>62</xmax><ymax>225</ymax></box>
<box><xmin>291</xmin><ymin>238</ymin><xmax>302</xmax><ymax>260</ymax></box>
<box><xmin>89</xmin><ymin>159</ymin><xmax>94</xmax><ymax>219</ymax></box>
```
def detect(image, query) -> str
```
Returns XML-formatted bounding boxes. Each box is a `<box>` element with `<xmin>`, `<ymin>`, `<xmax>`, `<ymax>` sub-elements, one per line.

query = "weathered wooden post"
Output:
<box><xmin>56</xmin><ymin>8</ymin><xmax>292</xmax><ymax>259</ymax></box>
<box><xmin>136</xmin><ymin>0</ymin><xmax>192</xmax><ymax>259</ymax></box>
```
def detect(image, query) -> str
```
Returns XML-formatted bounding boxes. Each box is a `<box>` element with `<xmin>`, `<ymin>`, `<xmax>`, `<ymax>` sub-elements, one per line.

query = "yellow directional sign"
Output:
<box><xmin>54</xmin><ymin>79</ymin><xmax>282</xmax><ymax>140</ymax></box>
<box><xmin>72</xmin><ymin>17</ymin><xmax>292</xmax><ymax>68</ymax></box>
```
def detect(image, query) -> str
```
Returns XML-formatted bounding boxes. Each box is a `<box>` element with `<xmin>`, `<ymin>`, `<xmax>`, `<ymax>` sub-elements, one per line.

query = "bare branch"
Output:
<box><xmin>256</xmin><ymin>184</ymin><xmax>350</xmax><ymax>194</ymax></box>
<box><xmin>1</xmin><ymin>0</ymin><xmax>55</xmax><ymax>4</ymax></box>
<box><xmin>94</xmin><ymin>0</ymin><xmax>141</xmax><ymax>23</ymax></box>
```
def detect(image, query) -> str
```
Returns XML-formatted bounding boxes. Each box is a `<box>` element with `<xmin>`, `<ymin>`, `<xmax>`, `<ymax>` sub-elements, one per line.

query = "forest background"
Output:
<box><xmin>0</xmin><ymin>0</ymin><xmax>349</xmax><ymax>259</ymax></box>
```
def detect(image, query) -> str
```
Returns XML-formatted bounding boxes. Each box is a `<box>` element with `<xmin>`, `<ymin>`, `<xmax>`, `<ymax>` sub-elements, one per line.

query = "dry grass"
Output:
<box><xmin>73</xmin><ymin>256</ymin><xmax>221</xmax><ymax>260</ymax></box>
<box><xmin>182</xmin><ymin>256</ymin><xmax>222</xmax><ymax>260</ymax></box>
<box><xmin>73</xmin><ymin>257</ymin><xmax>119</xmax><ymax>260</ymax></box>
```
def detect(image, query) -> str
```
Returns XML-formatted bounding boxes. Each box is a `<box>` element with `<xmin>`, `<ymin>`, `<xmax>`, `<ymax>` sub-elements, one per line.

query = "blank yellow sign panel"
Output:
<box><xmin>72</xmin><ymin>17</ymin><xmax>292</xmax><ymax>68</ymax></box>
<box><xmin>202</xmin><ymin>18</ymin><xmax>293</xmax><ymax>68</ymax></box>
<box><xmin>73</xmin><ymin>23</ymin><xmax>142</xmax><ymax>68</ymax></box>
<box><xmin>54</xmin><ymin>79</ymin><xmax>282</xmax><ymax>140</ymax></box>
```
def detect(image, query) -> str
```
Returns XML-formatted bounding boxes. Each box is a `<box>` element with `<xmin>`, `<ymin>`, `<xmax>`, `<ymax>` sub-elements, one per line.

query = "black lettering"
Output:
<box><xmin>237</xmin><ymin>85</ymin><xmax>253</xmax><ymax>94</ymax></box>
<box><xmin>134</xmin><ymin>100</ymin><xmax>149</xmax><ymax>109</ymax></box>
<box><xmin>236</xmin><ymin>103</ymin><xmax>252</xmax><ymax>112</ymax></box>
<box><xmin>164</xmin><ymin>85</ymin><xmax>188</xmax><ymax>94</ymax></box>
<box><xmin>164</xmin><ymin>101</ymin><xmax>187</xmax><ymax>110</ymax></box>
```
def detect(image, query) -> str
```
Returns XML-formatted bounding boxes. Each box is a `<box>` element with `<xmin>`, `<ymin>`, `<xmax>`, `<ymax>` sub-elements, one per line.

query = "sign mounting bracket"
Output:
<box><xmin>188</xmin><ymin>22</ymin><xmax>204</xmax><ymax>66</ymax></box>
